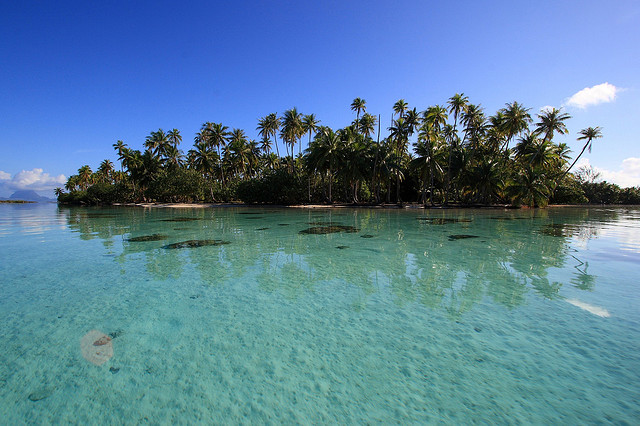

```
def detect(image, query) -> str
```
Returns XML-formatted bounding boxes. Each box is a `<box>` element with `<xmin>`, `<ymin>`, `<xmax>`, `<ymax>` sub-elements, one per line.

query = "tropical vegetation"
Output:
<box><xmin>57</xmin><ymin>96</ymin><xmax>638</xmax><ymax>206</ymax></box>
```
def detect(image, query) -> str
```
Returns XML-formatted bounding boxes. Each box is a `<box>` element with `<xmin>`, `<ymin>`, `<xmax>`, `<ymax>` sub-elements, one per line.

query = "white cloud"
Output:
<box><xmin>565</xmin><ymin>82</ymin><xmax>620</xmax><ymax>109</ymax></box>
<box><xmin>0</xmin><ymin>168</ymin><xmax>67</xmax><ymax>194</ymax></box>
<box><xmin>577</xmin><ymin>158</ymin><xmax>640</xmax><ymax>188</ymax></box>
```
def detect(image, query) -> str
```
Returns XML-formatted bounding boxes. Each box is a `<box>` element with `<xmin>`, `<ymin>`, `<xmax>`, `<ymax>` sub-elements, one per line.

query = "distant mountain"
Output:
<box><xmin>8</xmin><ymin>190</ymin><xmax>54</xmax><ymax>202</ymax></box>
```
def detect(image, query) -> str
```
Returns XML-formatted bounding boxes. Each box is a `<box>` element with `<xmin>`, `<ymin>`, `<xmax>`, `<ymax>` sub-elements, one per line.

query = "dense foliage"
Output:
<box><xmin>57</xmin><ymin>96</ymin><xmax>637</xmax><ymax>206</ymax></box>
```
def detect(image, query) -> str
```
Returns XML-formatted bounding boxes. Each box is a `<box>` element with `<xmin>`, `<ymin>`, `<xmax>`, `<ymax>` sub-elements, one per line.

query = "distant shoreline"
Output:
<box><xmin>95</xmin><ymin>202</ymin><xmax>628</xmax><ymax>210</ymax></box>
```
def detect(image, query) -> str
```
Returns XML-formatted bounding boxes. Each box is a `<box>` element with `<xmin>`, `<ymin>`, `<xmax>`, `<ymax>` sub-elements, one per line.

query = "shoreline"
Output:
<box><xmin>102</xmin><ymin>202</ymin><xmax>624</xmax><ymax>210</ymax></box>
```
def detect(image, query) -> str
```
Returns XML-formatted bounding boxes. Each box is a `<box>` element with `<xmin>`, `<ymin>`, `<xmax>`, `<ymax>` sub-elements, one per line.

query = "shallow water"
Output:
<box><xmin>1</xmin><ymin>204</ymin><xmax>639</xmax><ymax>423</ymax></box>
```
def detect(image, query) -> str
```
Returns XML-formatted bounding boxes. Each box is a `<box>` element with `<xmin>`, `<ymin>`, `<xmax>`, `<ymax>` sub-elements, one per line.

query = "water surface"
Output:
<box><xmin>0</xmin><ymin>204</ymin><xmax>639</xmax><ymax>423</ymax></box>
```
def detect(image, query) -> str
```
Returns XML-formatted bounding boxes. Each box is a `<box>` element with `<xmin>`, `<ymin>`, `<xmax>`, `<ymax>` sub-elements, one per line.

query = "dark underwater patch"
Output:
<box><xmin>299</xmin><ymin>225</ymin><xmax>360</xmax><ymax>235</ymax></box>
<box><xmin>539</xmin><ymin>223</ymin><xmax>577</xmax><ymax>237</ymax></box>
<box><xmin>84</xmin><ymin>213</ymin><xmax>117</xmax><ymax>218</ymax></box>
<box><xmin>256</xmin><ymin>227</ymin><xmax>270</xmax><ymax>230</ymax></box>
<box><xmin>448</xmin><ymin>234</ymin><xmax>479</xmax><ymax>241</ymax></box>
<box><xmin>162</xmin><ymin>239</ymin><xmax>231</xmax><ymax>249</ymax></box>
<box><xmin>360</xmin><ymin>234</ymin><xmax>375</xmax><ymax>238</ymax></box>
<box><xmin>278</xmin><ymin>223</ymin><xmax>290</xmax><ymax>226</ymax></box>
<box><xmin>336</xmin><ymin>245</ymin><xmax>349</xmax><ymax>249</ymax></box>
<box><xmin>418</xmin><ymin>218</ymin><xmax>472</xmax><ymax>225</ymax></box>
<box><xmin>161</xmin><ymin>217</ymin><xmax>201</xmax><ymax>222</ymax></box>
<box><xmin>126</xmin><ymin>234</ymin><xmax>168</xmax><ymax>242</ymax></box>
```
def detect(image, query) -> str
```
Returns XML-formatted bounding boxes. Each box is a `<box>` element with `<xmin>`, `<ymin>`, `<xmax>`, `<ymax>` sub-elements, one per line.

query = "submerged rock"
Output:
<box><xmin>299</xmin><ymin>225</ymin><xmax>359</xmax><ymax>235</ymax></box>
<box><xmin>161</xmin><ymin>217</ymin><xmax>201</xmax><ymax>222</ymax></box>
<box><xmin>93</xmin><ymin>335</ymin><xmax>112</xmax><ymax>346</ymax></box>
<box><xmin>256</xmin><ymin>227</ymin><xmax>270</xmax><ymax>230</ymax></box>
<box><xmin>126</xmin><ymin>234</ymin><xmax>168</xmax><ymax>242</ymax></box>
<box><xmin>162</xmin><ymin>239</ymin><xmax>231</xmax><ymax>249</ymax></box>
<box><xmin>448</xmin><ymin>234</ymin><xmax>479</xmax><ymax>241</ymax></box>
<box><xmin>278</xmin><ymin>223</ymin><xmax>290</xmax><ymax>226</ymax></box>
<box><xmin>360</xmin><ymin>234</ymin><xmax>375</xmax><ymax>238</ymax></box>
<box><xmin>108</xmin><ymin>329</ymin><xmax>124</xmax><ymax>339</ymax></box>
<box><xmin>336</xmin><ymin>245</ymin><xmax>349</xmax><ymax>249</ymax></box>
<box><xmin>418</xmin><ymin>218</ymin><xmax>472</xmax><ymax>225</ymax></box>
<box><xmin>109</xmin><ymin>367</ymin><xmax>120</xmax><ymax>374</ymax></box>
<box><xmin>28</xmin><ymin>388</ymin><xmax>53</xmax><ymax>402</ymax></box>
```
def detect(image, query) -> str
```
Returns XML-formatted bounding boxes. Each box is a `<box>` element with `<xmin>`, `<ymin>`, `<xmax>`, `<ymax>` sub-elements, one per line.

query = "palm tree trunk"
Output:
<box><xmin>560</xmin><ymin>139</ymin><xmax>591</xmax><ymax>180</ymax></box>
<box><xmin>328</xmin><ymin>168</ymin><xmax>332</xmax><ymax>203</ymax></box>
<box><xmin>371</xmin><ymin>115</ymin><xmax>381</xmax><ymax>204</ymax></box>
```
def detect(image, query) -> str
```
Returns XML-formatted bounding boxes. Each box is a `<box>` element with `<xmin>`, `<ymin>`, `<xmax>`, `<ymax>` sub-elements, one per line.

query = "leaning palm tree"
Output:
<box><xmin>350</xmin><ymin>98</ymin><xmax>366</xmax><ymax>124</ymax></box>
<box><xmin>302</xmin><ymin>114</ymin><xmax>320</xmax><ymax>155</ymax></box>
<box><xmin>560</xmin><ymin>127</ymin><xmax>602</xmax><ymax>179</ymax></box>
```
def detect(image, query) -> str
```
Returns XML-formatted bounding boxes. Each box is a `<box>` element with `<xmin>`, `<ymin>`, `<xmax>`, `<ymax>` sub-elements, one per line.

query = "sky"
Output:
<box><xmin>1</xmin><ymin>0</ymin><xmax>639</xmax><ymax>197</ymax></box>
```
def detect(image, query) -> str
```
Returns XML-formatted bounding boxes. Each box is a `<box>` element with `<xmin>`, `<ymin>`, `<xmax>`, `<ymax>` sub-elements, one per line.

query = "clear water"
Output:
<box><xmin>1</xmin><ymin>204</ymin><xmax>639</xmax><ymax>424</ymax></box>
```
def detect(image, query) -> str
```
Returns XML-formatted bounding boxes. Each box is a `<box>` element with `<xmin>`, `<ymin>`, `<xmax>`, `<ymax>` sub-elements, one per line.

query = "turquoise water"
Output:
<box><xmin>1</xmin><ymin>204</ymin><xmax>639</xmax><ymax>424</ymax></box>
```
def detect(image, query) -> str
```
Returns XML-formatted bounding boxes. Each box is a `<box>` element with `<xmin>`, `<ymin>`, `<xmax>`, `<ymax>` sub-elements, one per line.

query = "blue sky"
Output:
<box><xmin>1</xmin><ymin>0</ymin><xmax>639</xmax><ymax>196</ymax></box>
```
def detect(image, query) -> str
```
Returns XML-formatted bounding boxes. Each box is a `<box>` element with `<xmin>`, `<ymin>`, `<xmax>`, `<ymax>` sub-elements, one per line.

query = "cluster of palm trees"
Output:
<box><xmin>59</xmin><ymin>95</ymin><xmax>602</xmax><ymax>206</ymax></box>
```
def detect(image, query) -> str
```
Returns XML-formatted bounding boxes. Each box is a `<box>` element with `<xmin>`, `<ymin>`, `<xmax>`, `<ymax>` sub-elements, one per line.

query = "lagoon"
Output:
<box><xmin>0</xmin><ymin>204</ymin><xmax>639</xmax><ymax>423</ymax></box>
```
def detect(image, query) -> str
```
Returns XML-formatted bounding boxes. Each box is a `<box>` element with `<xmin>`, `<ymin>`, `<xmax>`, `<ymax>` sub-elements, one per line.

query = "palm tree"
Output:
<box><xmin>144</xmin><ymin>129</ymin><xmax>169</xmax><ymax>158</ymax></box>
<box><xmin>97</xmin><ymin>159</ymin><xmax>115</xmax><ymax>183</ymax></box>
<box><xmin>461</xmin><ymin>104</ymin><xmax>487</xmax><ymax>157</ymax></box>
<box><xmin>266</xmin><ymin>113</ymin><xmax>281</xmax><ymax>158</ymax></box>
<box><xmin>302</xmin><ymin>114</ymin><xmax>320</xmax><ymax>156</ymax></box>
<box><xmin>54</xmin><ymin>187</ymin><xmax>64</xmax><ymax>197</ymax></box>
<box><xmin>422</xmin><ymin>106</ymin><xmax>449</xmax><ymax>205</ymax></box>
<box><xmin>388</xmin><ymin>117</ymin><xmax>412</xmax><ymax>203</ymax></box>
<box><xmin>77</xmin><ymin>165</ymin><xmax>93</xmax><ymax>190</ymax></box>
<box><xmin>228</xmin><ymin>128</ymin><xmax>249</xmax><ymax>178</ymax></box>
<box><xmin>561</xmin><ymin>127</ymin><xmax>602</xmax><ymax>179</ymax></box>
<box><xmin>500</xmin><ymin>101</ymin><xmax>532</xmax><ymax>153</ymax></box>
<box><xmin>168</xmin><ymin>129</ymin><xmax>182</xmax><ymax>148</ymax></box>
<box><xmin>188</xmin><ymin>141</ymin><xmax>219</xmax><ymax>201</ymax></box>
<box><xmin>393</xmin><ymin>99</ymin><xmax>408</xmax><ymax>120</ymax></box>
<box><xmin>535</xmin><ymin>108</ymin><xmax>571</xmax><ymax>142</ymax></box>
<box><xmin>280</xmin><ymin>108</ymin><xmax>303</xmax><ymax>172</ymax></box>
<box><xmin>207</xmin><ymin>122</ymin><xmax>230</xmax><ymax>184</ymax></box>
<box><xmin>113</xmin><ymin>140</ymin><xmax>127</xmax><ymax>171</ymax></box>
<box><xmin>351</xmin><ymin>98</ymin><xmax>366</xmax><ymax>124</ymax></box>
<box><xmin>259</xmin><ymin>135</ymin><xmax>272</xmax><ymax>155</ymax></box>
<box><xmin>164</xmin><ymin>145</ymin><xmax>184</xmax><ymax>169</ymax></box>
<box><xmin>446</xmin><ymin>94</ymin><xmax>469</xmax><ymax>204</ymax></box>
<box><xmin>358</xmin><ymin>113</ymin><xmax>377</xmax><ymax>137</ymax></box>
<box><xmin>307</xmin><ymin>127</ymin><xmax>340</xmax><ymax>202</ymax></box>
